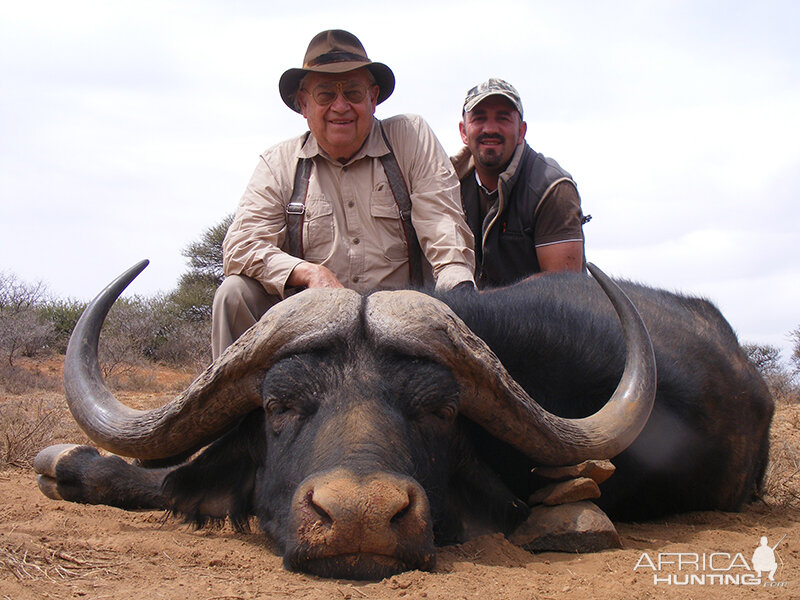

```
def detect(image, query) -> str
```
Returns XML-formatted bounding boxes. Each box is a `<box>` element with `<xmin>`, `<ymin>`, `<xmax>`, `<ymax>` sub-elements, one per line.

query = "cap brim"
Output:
<box><xmin>279</xmin><ymin>62</ymin><xmax>395</xmax><ymax>113</ymax></box>
<box><xmin>463</xmin><ymin>91</ymin><xmax>522</xmax><ymax>116</ymax></box>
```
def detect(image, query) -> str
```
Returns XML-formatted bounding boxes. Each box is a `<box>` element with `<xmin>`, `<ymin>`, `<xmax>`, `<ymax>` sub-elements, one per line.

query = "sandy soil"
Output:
<box><xmin>2</xmin><ymin>359</ymin><xmax>799</xmax><ymax>600</ymax></box>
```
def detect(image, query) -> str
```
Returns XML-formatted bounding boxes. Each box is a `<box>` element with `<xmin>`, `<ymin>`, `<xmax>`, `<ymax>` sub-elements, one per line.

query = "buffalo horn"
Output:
<box><xmin>64</xmin><ymin>261</ymin><xmax>362</xmax><ymax>459</ymax></box>
<box><xmin>364</xmin><ymin>263</ymin><xmax>656</xmax><ymax>466</ymax></box>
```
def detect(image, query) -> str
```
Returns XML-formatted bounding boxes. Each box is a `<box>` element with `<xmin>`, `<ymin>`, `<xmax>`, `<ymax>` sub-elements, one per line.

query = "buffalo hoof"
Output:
<box><xmin>508</xmin><ymin>501</ymin><xmax>621</xmax><ymax>553</ymax></box>
<box><xmin>33</xmin><ymin>444</ymin><xmax>123</xmax><ymax>505</ymax></box>
<box><xmin>34</xmin><ymin>444</ymin><xmax>90</xmax><ymax>500</ymax></box>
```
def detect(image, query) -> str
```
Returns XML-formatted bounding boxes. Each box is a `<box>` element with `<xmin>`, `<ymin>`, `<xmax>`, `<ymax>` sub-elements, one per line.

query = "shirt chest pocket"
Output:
<box><xmin>370</xmin><ymin>191</ymin><xmax>407</xmax><ymax>262</ymax></box>
<box><xmin>302</xmin><ymin>195</ymin><xmax>334</xmax><ymax>261</ymax></box>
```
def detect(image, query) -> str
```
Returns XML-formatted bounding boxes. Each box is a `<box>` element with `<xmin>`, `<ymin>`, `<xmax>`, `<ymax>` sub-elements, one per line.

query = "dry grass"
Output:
<box><xmin>0</xmin><ymin>396</ymin><xmax>78</xmax><ymax>469</ymax></box>
<box><xmin>105</xmin><ymin>363</ymin><xmax>196</xmax><ymax>393</ymax></box>
<box><xmin>762</xmin><ymin>399</ymin><xmax>800</xmax><ymax>507</ymax></box>
<box><xmin>763</xmin><ymin>439</ymin><xmax>800</xmax><ymax>505</ymax></box>
<box><xmin>0</xmin><ymin>539</ymin><xmax>121</xmax><ymax>581</ymax></box>
<box><xmin>759</xmin><ymin>371</ymin><xmax>800</xmax><ymax>507</ymax></box>
<box><xmin>0</xmin><ymin>356</ymin><xmax>196</xmax><ymax>471</ymax></box>
<box><xmin>0</xmin><ymin>359</ymin><xmax>61</xmax><ymax>395</ymax></box>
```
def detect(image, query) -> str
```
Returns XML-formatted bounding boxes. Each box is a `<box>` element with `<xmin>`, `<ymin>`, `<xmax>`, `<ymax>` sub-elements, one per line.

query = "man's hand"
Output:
<box><xmin>287</xmin><ymin>262</ymin><xmax>344</xmax><ymax>289</ymax></box>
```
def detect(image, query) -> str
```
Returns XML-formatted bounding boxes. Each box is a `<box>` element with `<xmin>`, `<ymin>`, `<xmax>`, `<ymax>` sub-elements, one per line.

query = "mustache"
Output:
<box><xmin>476</xmin><ymin>133</ymin><xmax>505</xmax><ymax>144</ymax></box>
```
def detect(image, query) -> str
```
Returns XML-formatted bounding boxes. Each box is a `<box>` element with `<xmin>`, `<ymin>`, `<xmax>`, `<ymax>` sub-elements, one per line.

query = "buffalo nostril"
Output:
<box><xmin>390</xmin><ymin>502</ymin><xmax>410</xmax><ymax>524</ymax></box>
<box><xmin>307</xmin><ymin>489</ymin><xmax>333</xmax><ymax>525</ymax></box>
<box><xmin>390</xmin><ymin>486</ymin><xmax>417</xmax><ymax>525</ymax></box>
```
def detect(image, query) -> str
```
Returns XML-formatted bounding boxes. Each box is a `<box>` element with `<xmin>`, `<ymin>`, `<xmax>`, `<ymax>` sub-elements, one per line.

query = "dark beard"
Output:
<box><xmin>475</xmin><ymin>134</ymin><xmax>505</xmax><ymax>169</ymax></box>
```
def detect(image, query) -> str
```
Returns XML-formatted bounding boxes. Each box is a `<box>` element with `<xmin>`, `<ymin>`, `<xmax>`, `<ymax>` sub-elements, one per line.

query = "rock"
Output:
<box><xmin>534</xmin><ymin>459</ymin><xmax>615</xmax><ymax>485</ymax></box>
<box><xmin>528</xmin><ymin>477</ymin><xmax>601</xmax><ymax>506</ymax></box>
<box><xmin>509</xmin><ymin>501</ymin><xmax>621</xmax><ymax>553</ymax></box>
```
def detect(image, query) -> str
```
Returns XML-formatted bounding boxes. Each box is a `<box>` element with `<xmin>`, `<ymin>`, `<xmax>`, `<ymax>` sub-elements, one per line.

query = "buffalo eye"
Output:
<box><xmin>264</xmin><ymin>396</ymin><xmax>314</xmax><ymax>434</ymax></box>
<box><xmin>409</xmin><ymin>396</ymin><xmax>459</xmax><ymax>426</ymax></box>
<box><xmin>429</xmin><ymin>399</ymin><xmax>458</xmax><ymax>424</ymax></box>
<box><xmin>394</xmin><ymin>358</ymin><xmax>460</xmax><ymax>426</ymax></box>
<box><xmin>261</xmin><ymin>352</ymin><xmax>326</xmax><ymax>434</ymax></box>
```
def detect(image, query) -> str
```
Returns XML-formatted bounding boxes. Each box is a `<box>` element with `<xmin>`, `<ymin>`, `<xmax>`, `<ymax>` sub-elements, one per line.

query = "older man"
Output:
<box><xmin>453</xmin><ymin>78</ymin><xmax>586</xmax><ymax>289</ymax></box>
<box><xmin>212</xmin><ymin>30</ymin><xmax>475</xmax><ymax>358</ymax></box>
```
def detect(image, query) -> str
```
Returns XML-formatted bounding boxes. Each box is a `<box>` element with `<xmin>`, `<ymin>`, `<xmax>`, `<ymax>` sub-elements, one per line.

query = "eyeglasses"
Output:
<box><xmin>302</xmin><ymin>80</ymin><xmax>371</xmax><ymax>105</ymax></box>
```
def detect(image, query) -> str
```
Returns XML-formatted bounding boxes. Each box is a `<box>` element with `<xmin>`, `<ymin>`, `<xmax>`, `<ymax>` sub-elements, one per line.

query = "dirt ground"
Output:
<box><xmin>2</xmin><ymin>358</ymin><xmax>800</xmax><ymax>600</ymax></box>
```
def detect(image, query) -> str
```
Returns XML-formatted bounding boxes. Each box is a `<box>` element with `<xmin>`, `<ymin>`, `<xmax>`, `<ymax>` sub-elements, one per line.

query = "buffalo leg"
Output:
<box><xmin>35</xmin><ymin>444</ymin><xmax>171</xmax><ymax>510</ymax></box>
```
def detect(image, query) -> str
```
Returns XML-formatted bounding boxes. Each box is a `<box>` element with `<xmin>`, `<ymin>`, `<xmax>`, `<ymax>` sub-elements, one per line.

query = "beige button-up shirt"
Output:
<box><xmin>223</xmin><ymin>115</ymin><xmax>475</xmax><ymax>297</ymax></box>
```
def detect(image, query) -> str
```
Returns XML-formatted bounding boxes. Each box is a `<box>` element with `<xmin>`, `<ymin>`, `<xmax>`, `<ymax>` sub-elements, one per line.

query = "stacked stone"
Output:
<box><xmin>509</xmin><ymin>460</ymin><xmax>621</xmax><ymax>552</ymax></box>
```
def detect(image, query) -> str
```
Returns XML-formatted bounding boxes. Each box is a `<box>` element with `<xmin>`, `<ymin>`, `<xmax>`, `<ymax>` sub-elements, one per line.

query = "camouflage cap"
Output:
<box><xmin>462</xmin><ymin>78</ymin><xmax>523</xmax><ymax>118</ymax></box>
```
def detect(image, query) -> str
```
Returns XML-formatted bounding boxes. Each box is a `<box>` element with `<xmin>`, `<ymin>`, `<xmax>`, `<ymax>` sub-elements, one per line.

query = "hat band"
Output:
<box><xmin>306</xmin><ymin>51</ymin><xmax>369</xmax><ymax>67</ymax></box>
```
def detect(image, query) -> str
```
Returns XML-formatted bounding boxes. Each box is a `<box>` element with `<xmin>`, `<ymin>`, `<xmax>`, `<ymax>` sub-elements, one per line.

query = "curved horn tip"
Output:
<box><xmin>121</xmin><ymin>259</ymin><xmax>150</xmax><ymax>284</ymax></box>
<box><xmin>92</xmin><ymin>259</ymin><xmax>150</xmax><ymax>304</ymax></box>
<box><xmin>586</xmin><ymin>262</ymin><xmax>607</xmax><ymax>281</ymax></box>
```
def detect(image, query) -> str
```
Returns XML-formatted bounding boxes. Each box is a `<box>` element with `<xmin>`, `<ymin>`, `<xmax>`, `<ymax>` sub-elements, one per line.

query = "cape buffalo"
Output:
<box><xmin>34</xmin><ymin>261</ymin><xmax>773</xmax><ymax>580</ymax></box>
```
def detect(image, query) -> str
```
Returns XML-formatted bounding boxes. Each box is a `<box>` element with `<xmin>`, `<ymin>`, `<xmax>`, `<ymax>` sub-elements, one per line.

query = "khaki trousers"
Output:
<box><xmin>211</xmin><ymin>275</ymin><xmax>280</xmax><ymax>359</ymax></box>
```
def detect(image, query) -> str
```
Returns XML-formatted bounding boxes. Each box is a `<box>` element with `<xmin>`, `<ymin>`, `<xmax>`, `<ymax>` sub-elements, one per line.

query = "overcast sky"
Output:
<box><xmin>1</xmin><ymin>0</ymin><xmax>798</xmax><ymax>360</ymax></box>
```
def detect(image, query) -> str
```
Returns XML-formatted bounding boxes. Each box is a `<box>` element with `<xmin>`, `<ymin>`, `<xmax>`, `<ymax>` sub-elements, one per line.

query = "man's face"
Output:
<box><xmin>459</xmin><ymin>95</ymin><xmax>526</xmax><ymax>174</ymax></box>
<box><xmin>297</xmin><ymin>68</ymin><xmax>379</xmax><ymax>162</ymax></box>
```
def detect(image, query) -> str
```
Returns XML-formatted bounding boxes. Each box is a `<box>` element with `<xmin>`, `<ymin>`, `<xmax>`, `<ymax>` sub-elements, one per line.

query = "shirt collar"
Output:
<box><xmin>498</xmin><ymin>142</ymin><xmax>526</xmax><ymax>186</ymax></box>
<box><xmin>474</xmin><ymin>171</ymin><xmax>498</xmax><ymax>195</ymax></box>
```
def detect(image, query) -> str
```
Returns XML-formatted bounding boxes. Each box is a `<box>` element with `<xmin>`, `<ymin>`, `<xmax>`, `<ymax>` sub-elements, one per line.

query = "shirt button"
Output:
<box><xmin>352</xmin><ymin>276</ymin><xmax>360</xmax><ymax>283</ymax></box>
<box><xmin>348</xmin><ymin>201</ymin><xmax>355</xmax><ymax>208</ymax></box>
<box><xmin>353</xmin><ymin>238</ymin><xmax>360</xmax><ymax>245</ymax></box>
<box><xmin>342</xmin><ymin>166</ymin><xmax>348</xmax><ymax>172</ymax></box>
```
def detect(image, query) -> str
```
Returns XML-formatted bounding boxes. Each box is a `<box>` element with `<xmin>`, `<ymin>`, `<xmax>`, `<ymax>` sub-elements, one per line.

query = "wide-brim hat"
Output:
<box><xmin>279</xmin><ymin>29</ymin><xmax>395</xmax><ymax>113</ymax></box>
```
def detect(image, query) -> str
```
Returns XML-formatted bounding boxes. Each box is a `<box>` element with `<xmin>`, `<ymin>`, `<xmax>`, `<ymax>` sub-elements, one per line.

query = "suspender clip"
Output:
<box><xmin>286</xmin><ymin>202</ymin><xmax>306</xmax><ymax>215</ymax></box>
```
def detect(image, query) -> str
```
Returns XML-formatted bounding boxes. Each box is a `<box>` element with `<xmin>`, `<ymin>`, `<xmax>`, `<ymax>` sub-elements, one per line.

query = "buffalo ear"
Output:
<box><xmin>163</xmin><ymin>411</ymin><xmax>266</xmax><ymax>530</ymax></box>
<box><xmin>447</xmin><ymin>423</ymin><xmax>530</xmax><ymax>538</ymax></box>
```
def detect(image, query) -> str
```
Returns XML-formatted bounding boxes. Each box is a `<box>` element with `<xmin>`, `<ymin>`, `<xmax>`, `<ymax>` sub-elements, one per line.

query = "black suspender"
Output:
<box><xmin>286</xmin><ymin>158</ymin><xmax>311</xmax><ymax>260</ymax></box>
<box><xmin>284</xmin><ymin>123</ymin><xmax>423</xmax><ymax>287</ymax></box>
<box><xmin>285</xmin><ymin>132</ymin><xmax>311</xmax><ymax>259</ymax></box>
<box><xmin>377</xmin><ymin>124</ymin><xmax>423</xmax><ymax>288</ymax></box>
